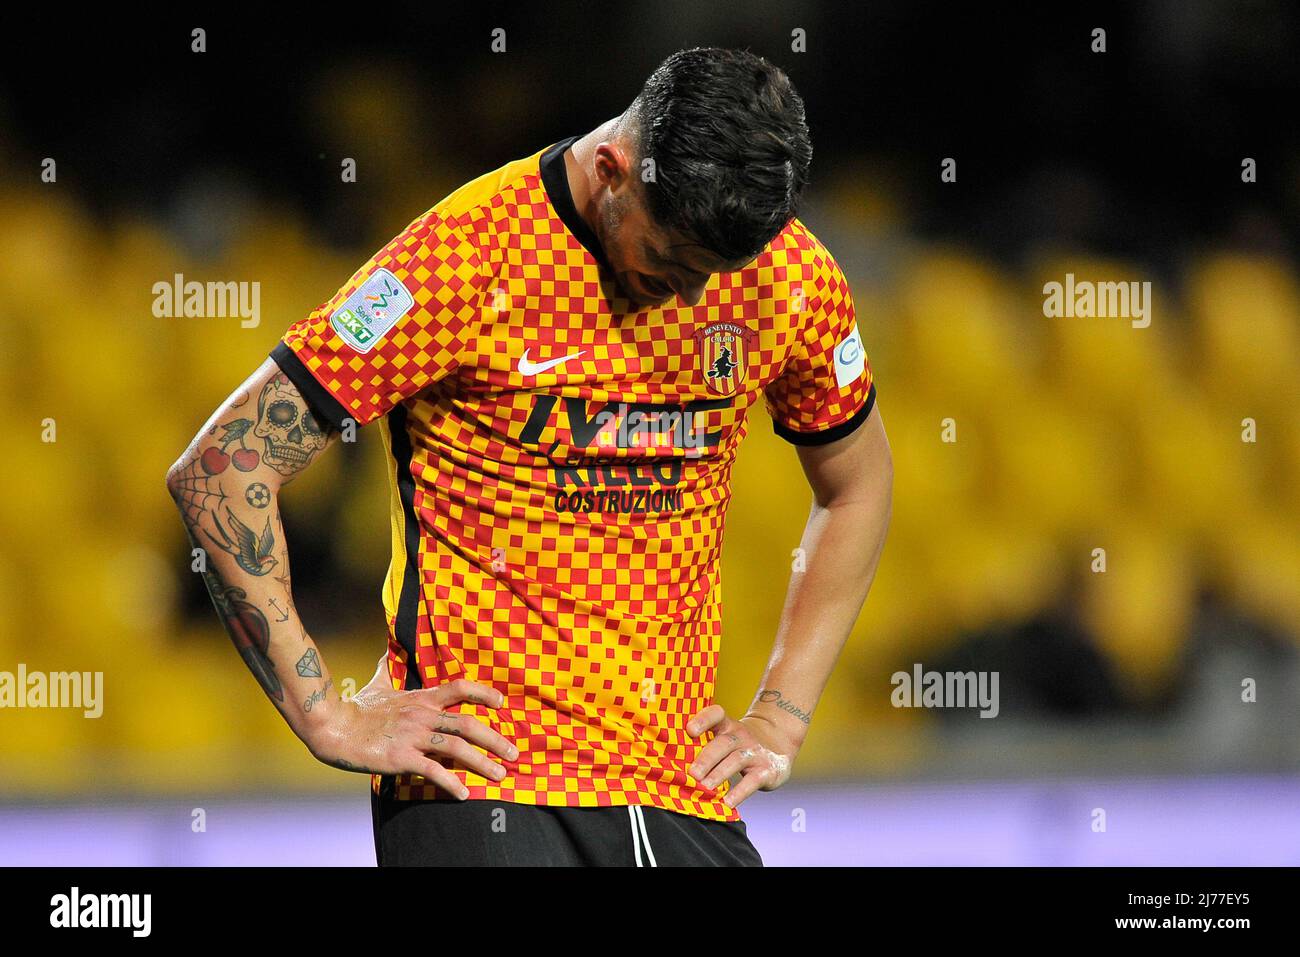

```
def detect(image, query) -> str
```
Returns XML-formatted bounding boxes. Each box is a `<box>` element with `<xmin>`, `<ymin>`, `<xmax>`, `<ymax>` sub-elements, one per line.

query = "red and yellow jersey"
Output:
<box><xmin>271</xmin><ymin>136</ymin><xmax>876</xmax><ymax>821</ymax></box>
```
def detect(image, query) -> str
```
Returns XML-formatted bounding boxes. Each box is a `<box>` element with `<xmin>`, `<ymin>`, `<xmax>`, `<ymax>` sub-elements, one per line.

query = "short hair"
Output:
<box><xmin>626</xmin><ymin>47</ymin><xmax>812</xmax><ymax>263</ymax></box>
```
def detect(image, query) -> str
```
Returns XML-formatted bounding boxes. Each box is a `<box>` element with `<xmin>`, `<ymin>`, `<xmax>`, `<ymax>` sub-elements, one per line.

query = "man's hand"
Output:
<box><xmin>693</xmin><ymin>406</ymin><xmax>891</xmax><ymax>811</ymax></box>
<box><xmin>310</xmin><ymin>658</ymin><xmax>517</xmax><ymax>800</ymax></box>
<box><xmin>686</xmin><ymin>704</ymin><xmax>795</xmax><ymax>808</ymax></box>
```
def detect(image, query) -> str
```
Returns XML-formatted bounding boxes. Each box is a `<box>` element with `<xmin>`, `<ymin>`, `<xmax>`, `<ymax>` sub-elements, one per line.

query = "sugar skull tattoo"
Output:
<box><xmin>253</xmin><ymin>374</ymin><xmax>330</xmax><ymax>476</ymax></box>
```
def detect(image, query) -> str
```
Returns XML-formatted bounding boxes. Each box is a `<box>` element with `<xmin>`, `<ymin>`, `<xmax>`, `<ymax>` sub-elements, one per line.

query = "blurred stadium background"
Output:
<box><xmin>1</xmin><ymin>3</ymin><xmax>1297</xmax><ymax>864</ymax></box>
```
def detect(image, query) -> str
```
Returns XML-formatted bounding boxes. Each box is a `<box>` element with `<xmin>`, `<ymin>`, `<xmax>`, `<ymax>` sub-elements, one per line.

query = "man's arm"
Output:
<box><xmin>165</xmin><ymin>358</ymin><xmax>516</xmax><ymax>795</ymax></box>
<box><xmin>687</xmin><ymin>404</ymin><xmax>893</xmax><ymax>807</ymax></box>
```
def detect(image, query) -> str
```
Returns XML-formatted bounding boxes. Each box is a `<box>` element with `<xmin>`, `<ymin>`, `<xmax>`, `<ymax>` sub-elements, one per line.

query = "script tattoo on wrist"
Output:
<box><xmin>304</xmin><ymin>678</ymin><xmax>334</xmax><ymax>713</ymax></box>
<box><xmin>757</xmin><ymin>689</ymin><xmax>813</xmax><ymax>725</ymax></box>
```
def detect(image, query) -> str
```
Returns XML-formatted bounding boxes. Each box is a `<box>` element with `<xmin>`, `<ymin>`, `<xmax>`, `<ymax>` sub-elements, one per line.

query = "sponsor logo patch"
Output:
<box><xmin>833</xmin><ymin>323</ymin><xmax>866</xmax><ymax>389</ymax></box>
<box><xmin>329</xmin><ymin>267</ymin><xmax>414</xmax><ymax>353</ymax></box>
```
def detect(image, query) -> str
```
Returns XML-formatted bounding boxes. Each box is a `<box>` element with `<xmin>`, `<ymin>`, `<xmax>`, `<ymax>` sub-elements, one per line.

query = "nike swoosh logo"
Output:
<box><xmin>517</xmin><ymin>348</ymin><xmax>586</xmax><ymax>376</ymax></box>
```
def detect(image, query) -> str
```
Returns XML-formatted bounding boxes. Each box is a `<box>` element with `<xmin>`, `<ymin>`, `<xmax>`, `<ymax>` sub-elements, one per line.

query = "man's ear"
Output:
<box><xmin>593</xmin><ymin>141</ymin><xmax>634</xmax><ymax>192</ymax></box>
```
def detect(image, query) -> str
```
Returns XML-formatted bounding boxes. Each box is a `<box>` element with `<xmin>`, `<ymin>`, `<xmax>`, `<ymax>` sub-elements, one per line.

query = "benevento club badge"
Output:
<box><xmin>695</xmin><ymin>321</ymin><xmax>753</xmax><ymax>396</ymax></box>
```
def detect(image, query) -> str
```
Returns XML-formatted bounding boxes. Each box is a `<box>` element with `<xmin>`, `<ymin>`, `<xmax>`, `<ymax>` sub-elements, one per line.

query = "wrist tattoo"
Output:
<box><xmin>303</xmin><ymin>679</ymin><xmax>333</xmax><ymax>713</ymax></box>
<box><xmin>757</xmin><ymin>689</ymin><xmax>813</xmax><ymax>725</ymax></box>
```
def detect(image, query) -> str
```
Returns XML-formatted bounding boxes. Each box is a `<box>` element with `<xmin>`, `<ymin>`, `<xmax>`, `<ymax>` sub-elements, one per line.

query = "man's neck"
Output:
<box><xmin>563</xmin><ymin>118</ymin><xmax>620</xmax><ymax>237</ymax></box>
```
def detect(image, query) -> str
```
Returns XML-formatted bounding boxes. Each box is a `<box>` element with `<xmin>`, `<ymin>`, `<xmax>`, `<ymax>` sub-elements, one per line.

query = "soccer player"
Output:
<box><xmin>167</xmin><ymin>47</ymin><xmax>892</xmax><ymax>866</ymax></box>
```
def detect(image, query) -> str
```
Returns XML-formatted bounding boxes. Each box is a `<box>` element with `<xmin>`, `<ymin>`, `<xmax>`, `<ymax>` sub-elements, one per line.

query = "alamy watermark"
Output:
<box><xmin>152</xmin><ymin>273</ymin><xmax>260</xmax><ymax>328</ymax></box>
<box><xmin>891</xmin><ymin>663</ymin><xmax>999</xmax><ymax>718</ymax></box>
<box><xmin>0</xmin><ymin>664</ymin><xmax>103</xmax><ymax>718</ymax></box>
<box><xmin>50</xmin><ymin>887</ymin><xmax>150</xmax><ymax>936</ymax></box>
<box><xmin>1043</xmin><ymin>272</ymin><xmax>1151</xmax><ymax>328</ymax></box>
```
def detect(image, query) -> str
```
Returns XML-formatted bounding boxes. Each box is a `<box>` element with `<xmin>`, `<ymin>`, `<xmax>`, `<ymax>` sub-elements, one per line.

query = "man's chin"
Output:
<box><xmin>628</xmin><ymin>293</ymin><xmax>673</xmax><ymax>309</ymax></box>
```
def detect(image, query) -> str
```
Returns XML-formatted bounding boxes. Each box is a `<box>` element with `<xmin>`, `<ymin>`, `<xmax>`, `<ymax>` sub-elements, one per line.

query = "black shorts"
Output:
<box><xmin>371</xmin><ymin>776</ymin><xmax>763</xmax><ymax>867</ymax></box>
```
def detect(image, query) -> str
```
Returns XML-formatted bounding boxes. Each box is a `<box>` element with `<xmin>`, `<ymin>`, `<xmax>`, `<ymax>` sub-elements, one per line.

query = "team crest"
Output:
<box><xmin>694</xmin><ymin>321</ymin><xmax>752</xmax><ymax>395</ymax></box>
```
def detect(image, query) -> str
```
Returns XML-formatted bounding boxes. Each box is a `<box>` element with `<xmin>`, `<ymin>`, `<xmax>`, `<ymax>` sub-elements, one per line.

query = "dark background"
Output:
<box><xmin>5</xmin><ymin>3</ymin><xmax>1296</xmax><ymax>258</ymax></box>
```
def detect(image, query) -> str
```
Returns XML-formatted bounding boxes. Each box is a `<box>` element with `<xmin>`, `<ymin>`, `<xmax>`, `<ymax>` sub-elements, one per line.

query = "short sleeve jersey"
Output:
<box><xmin>272</xmin><ymin>136</ymin><xmax>876</xmax><ymax>821</ymax></box>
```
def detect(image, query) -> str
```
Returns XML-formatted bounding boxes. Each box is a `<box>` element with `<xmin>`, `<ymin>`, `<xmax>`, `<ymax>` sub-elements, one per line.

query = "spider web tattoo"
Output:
<box><xmin>172</xmin><ymin>459</ymin><xmax>231</xmax><ymax>527</ymax></box>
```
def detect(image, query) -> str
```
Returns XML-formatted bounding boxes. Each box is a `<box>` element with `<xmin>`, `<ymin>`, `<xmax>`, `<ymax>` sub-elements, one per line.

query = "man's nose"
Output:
<box><xmin>674</xmin><ymin>276</ymin><xmax>709</xmax><ymax>306</ymax></box>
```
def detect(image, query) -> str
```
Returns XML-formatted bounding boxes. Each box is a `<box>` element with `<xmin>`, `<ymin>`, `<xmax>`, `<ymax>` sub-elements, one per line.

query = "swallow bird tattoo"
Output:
<box><xmin>205</xmin><ymin>506</ymin><xmax>279</xmax><ymax>576</ymax></box>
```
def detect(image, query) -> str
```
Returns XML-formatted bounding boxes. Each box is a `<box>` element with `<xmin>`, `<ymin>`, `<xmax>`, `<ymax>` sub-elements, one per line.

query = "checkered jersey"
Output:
<box><xmin>272</xmin><ymin>140</ymin><xmax>876</xmax><ymax>822</ymax></box>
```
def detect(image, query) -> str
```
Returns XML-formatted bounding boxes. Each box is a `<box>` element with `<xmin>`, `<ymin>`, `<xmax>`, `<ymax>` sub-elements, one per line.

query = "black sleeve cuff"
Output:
<box><xmin>269</xmin><ymin>341</ymin><xmax>353</xmax><ymax>432</ymax></box>
<box><xmin>772</xmin><ymin>382</ymin><xmax>876</xmax><ymax>447</ymax></box>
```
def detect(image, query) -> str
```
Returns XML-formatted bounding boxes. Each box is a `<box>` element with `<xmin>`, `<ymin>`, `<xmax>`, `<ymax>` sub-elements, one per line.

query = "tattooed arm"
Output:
<box><xmin>166</xmin><ymin>358</ymin><xmax>516</xmax><ymax>795</ymax></box>
<box><xmin>166</xmin><ymin>359</ymin><xmax>343</xmax><ymax>736</ymax></box>
<box><xmin>687</xmin><ymin>405</ymin><xmax>893</xmax><ymax>807</ymax></box>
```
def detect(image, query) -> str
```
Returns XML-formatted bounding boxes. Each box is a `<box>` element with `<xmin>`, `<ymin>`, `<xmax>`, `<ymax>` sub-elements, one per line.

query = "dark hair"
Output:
<box><xmin>627</xmin><ymin>47</ymin><xmax>812</xmax><ymax>262</ymax></box>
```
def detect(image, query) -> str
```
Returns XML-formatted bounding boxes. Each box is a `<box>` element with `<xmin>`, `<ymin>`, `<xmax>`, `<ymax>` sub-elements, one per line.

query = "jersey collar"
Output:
<box><xmin>539</xmin><ymin>135</ymin><xmax>611</xmax><ymax>270</ymax></box>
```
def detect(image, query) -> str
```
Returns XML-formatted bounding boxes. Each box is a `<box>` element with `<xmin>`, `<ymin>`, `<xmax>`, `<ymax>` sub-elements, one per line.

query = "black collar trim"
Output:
<box><xmin>539</xmin><ymin>135</ymin><xmax>609</xmax><ymax>269</ymax></box>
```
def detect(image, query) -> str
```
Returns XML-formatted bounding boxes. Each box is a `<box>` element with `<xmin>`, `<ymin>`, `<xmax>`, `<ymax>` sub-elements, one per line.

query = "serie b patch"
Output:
<box><xmin>695</xmin><ymin>321</ymin><xmax>751</xmax><ymax>395</ymax></box>
<box><xmin>330</xmin><ymin>267</ymin><xmax>415</xmax><ymax>353</ymax></box>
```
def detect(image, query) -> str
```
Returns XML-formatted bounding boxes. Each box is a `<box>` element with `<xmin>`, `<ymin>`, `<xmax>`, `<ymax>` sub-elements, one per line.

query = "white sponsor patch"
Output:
<box><xmin>833</xmin><ymin>323</ymin><xmax>866</xmax><ymax>389</ymax></box>
<box><xmin>329</xmin><ymin>267</ymin><xmax>415</xmax><ymax>353</ymax></box>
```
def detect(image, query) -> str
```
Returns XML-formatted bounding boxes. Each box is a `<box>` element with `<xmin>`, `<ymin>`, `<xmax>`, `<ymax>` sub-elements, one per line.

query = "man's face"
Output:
<box><xmin>592</xmin><ymin>168</ymin><xmax>751</xmax><ymax>309</ymax></box>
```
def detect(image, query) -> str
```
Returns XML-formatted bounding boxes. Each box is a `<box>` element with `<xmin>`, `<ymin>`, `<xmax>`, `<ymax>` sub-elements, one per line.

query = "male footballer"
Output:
<box><xmin>167</xmin><ymin>47</ymin><xmax>892</xmax><ymax>866</ymax></box>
